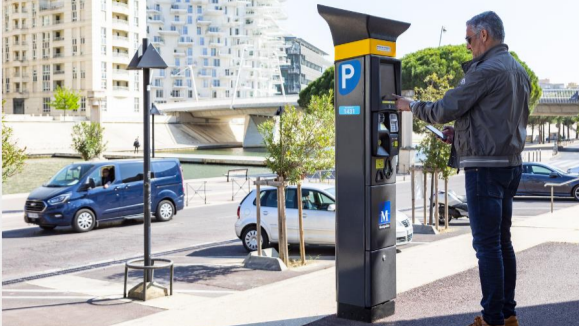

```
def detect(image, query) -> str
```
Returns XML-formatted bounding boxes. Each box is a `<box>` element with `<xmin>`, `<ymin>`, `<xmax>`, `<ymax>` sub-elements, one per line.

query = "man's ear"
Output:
<box><xmin>481</xmin><ymin>29</ymin><xmax>488</xmax><ymax>43</ymax></box>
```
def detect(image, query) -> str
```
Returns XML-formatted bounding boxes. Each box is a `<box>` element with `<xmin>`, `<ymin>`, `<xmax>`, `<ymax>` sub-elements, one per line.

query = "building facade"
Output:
<box><xmin>279</xmin><ymin>36</ymin><xmax>329</xmax><ymax>95</ymax></box>
<box><xmin>147</xmin><ymin>0</ymin><xmax>289</xmax><ymax>104</ymax></box>
<box><xmin>2</xmin><ymin>0</ymin><xmax>146</xmax><ymax>120</ymax></box>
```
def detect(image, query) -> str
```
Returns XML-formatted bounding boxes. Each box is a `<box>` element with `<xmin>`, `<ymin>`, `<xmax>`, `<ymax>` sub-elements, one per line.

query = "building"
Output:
<box><xmin>147</xmin><ymin>0</ymin><xmax>289</xmax><ymax>104</ymax></box>
<box><xmin>539</xmin><ymin>79</ymin><xmax>565</xmax><ymax>90</ymax></box>
<box><xmin>279</xmin><ymin>36</ymin><xmax>330</xmax><ymax>95</ymax></box>
<box><xmin>2</xmin><ymin>0</ymin><xmax>146</xmax><ymax>121</ymax></box>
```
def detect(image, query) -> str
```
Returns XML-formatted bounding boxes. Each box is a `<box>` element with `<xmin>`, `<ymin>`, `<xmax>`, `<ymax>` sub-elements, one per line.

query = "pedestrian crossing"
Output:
<box><xmin>549</xmin><ymin>159</ymin><xmax>579</xmax><ymax>173</ymax></box>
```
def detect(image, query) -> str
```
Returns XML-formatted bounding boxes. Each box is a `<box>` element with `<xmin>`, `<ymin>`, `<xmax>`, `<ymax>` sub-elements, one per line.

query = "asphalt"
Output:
<box><xmin>308</xmin><ymin>242</ymin><xmax>579</xmax><ymax>326</ymax></box>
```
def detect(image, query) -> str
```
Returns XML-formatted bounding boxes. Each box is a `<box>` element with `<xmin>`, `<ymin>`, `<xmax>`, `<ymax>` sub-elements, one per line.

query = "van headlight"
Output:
<box><xmin>48</xmin><ymin>193</ymin><xmax>71</xmax><ymax>205</ymax></box>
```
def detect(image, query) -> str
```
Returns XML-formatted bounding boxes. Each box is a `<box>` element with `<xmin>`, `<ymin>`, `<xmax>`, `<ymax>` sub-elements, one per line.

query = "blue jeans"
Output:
<box><xmin>465</xmin><ymin>166</ymin><xmax>522</xmax><ymax>325</ymax></box>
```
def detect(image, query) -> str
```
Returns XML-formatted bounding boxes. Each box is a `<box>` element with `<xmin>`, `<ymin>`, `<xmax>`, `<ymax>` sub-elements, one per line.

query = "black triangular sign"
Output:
<box><xmin>126</xmin><ymin>51</ymin><xmax>141</xmax><ymax>70</ymax></box>
<box><xmin>137</xmin><ymin>44</ymin><xmax>168</xmax><ymax>69</ymax></box>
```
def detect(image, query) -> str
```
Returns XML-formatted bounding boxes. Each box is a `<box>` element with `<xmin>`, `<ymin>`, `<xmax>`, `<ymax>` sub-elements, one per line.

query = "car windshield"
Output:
<box><xmin>45</xmin><ymin>164</ymin><xmax>94</xmax><ymax>187</ymax></box>
<box><xmin>325</xmin><ymin>187</ymin><xmax>335</xmax><ymax>197</ymax></box>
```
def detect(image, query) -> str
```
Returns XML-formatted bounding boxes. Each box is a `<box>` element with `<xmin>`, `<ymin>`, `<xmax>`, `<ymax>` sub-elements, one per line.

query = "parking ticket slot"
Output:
<box><xmin>319</xmin><ymin>5</ymin><xmax>410</xmax><ymax>323</ymax></box>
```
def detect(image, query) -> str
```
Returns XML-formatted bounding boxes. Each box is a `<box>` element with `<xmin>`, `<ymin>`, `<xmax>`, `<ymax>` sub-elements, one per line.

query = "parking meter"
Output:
<box><xmin>318</xmin><ymin>5</ymin><xmax>410</xmax><ymax>323</ymax></box>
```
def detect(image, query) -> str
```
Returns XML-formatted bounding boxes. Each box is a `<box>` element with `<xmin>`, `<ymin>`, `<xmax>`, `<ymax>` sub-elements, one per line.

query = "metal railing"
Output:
<box><xmin>522</xmin><ymin>149</ymin><xmax>542</xmax><ymax>162</ymax></box>
<box><xmin>544</xmin><ymin>177</ymin><xmax>579</xmax><ymax>213</ymax></box>
<box><xmin>539</xmin><ymin>89</ymin><xmax>579</xmax><ymax>104</ymax></box>
<box><xmin>186</xmin><ymin>181</ymin><xmax>207</xmax><ymax>205</ymax></box>
<box><xmin>306</xmin><ymin>169</ymin><xmax>335</xmax><ymax>183</ymax></box>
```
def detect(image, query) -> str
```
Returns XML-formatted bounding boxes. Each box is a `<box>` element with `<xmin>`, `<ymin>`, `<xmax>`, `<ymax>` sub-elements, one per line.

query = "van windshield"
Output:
<box><xmin>45</xmin><ymin>164</ymin><xmax>94</xmax><ymax>187</ymax></box>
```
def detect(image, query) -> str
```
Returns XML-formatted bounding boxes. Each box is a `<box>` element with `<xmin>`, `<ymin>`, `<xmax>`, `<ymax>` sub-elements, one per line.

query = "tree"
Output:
<box><xmin>71</xmin><ymin>122</ymin><xmax>108</xmax><ymax>161</ymax></box>
<box><xmin>50</xmin><ymin>86</ymin><xmax>80</xmax><ymax>116</ymax></box>
<box><xmin>298</xmin><ymin>66</ymin><xmax>334</xmax><ymax>109</ymax></box>
<box><xmin>258</xmin><ymin>92</ymin><xmax>335</xmax><ymax>264</ymax></box>
<box><xmin>2</xmin><ymin>115</ymin><xmax>27</xmax><ymax>181</ymax></box>
<box><xmin>402</xmin><ymin>46</ymin><xmax>542</xmax><ymax>115</ymax></box>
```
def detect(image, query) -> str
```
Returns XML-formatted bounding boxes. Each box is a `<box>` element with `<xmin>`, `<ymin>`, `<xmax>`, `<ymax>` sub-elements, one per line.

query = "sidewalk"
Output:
<box><xmin>3</xmin><ymin>202</ymin><xmax>578</xmax><ymax>326</ymax></box>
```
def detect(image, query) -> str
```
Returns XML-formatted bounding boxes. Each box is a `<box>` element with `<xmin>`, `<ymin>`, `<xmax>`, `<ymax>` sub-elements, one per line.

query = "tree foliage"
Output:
<box><xmin>50</xmin><ymin>86</ymin><xmax>81</xmax><ymax>114</ymax></box>
<box><xmin>2</xmin><ymin>116</ymin><xmax>27</xmax><ymax>180</ymax></box>
<box><xmin>71</xmin><ymin>122</ymin><xmax>108</xmax><ymax>161</ymax></box>
<box><xmin>259</xmin><ymin>92</ymin><xmax>335</xmax><ymax>184</ymax></box>
<box><xmin>414</xmin><ymin>74</ymin><xmax>455</xmax><ymax>179</ymax></box>
<box><xmin>298</xmin><ymin>66</ymin><xmax>334</xmax><ymax>109</ymax></box>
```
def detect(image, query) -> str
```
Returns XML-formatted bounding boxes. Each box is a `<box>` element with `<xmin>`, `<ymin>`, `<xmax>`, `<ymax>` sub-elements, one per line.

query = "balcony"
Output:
<box><xmin>113</xmin><ymin>85</ymin><xmax>129</xmax><ymax>91</ymax></box>
<box><xmin>53</xmin><ymin>53</ymin><xmax>63</xmax><ymax>58</ymax></box>
<box><xmin>173</xmin><ymin>50</ymin><xmax>186</xmax><ymax>57</ymax></box>
<box><xmin>113</xmin><ymin>35</ymin><xmax>128</xmax><ymax>42</ymax></box>
<box><xmin>148</xmin><ymin>16</ymin><xmax>164</xmax><ymax>24</ymax></box>
<box><xmin>177</xmin><ymin>37</ymin><xmax>194</xmax><ymax>46</ymax></box>
<box><xmin>196</xmin><ymin>16</ymin><xmax>211</xmax><ymax>25</ymax></box>
<box><xmin>53</xmin><ymin>36</ymin><xmax>64</xmax><ymax>42</ymax></box>
<box><xmin>113</xmin><ymin>69</ymin><xmax>129</xmax><ymax>79</ymax></box>
<box><xmin>112</xmin><ymin>1</ymin><xmax>129</xmax><ymax>14</ymax></box>
<box><xmin>39</xmin><ymin>2</ymin><xmax>64</xmax><ymax>11</ymax></box>
<box><xmin>112</xmin><ymin>18</ymin><xmax>129</xmax><ymax>26</ymax></box>
<box><xmin>151</xmin><ymin>38</ymin><xmax>165</xmax><ymax>45</ymax></box>
<box><xmin>53</xmin><ymin>20</ymin><xmax>63</xmax><ymax>25</ymax></box>
<box><xmin>170</xmin><ymin>5</ymin><xmax>187</xmax><ymax>13</ymax></box>
<box><xmin>147</xmin><ymin>6</ymin><xmax>161</xmax><ymax>13</ymax></box>
<box><xmin>172</xmin><ymin>19</ymin><xmax>185</xmax><ymax>25</ymax></box>
<box><xmin>172</xmin><ymin>83</ymin><xmax>187</xmax><ymax>89</ymax></box>
<box><xmin>205</xmin><ymin>7</ymin><xmax>224</xmax><ymax>16</ymax></box>
<box><xmin>208</xmin><ymin>41</ymin><xmax>224</xmax><ymax>48</ymax></box>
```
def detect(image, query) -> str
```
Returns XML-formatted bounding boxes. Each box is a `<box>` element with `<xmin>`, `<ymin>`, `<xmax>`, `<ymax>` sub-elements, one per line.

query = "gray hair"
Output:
<box><xmin>467</xmin><ymin>11</ymin><xmax>505</xmax><ymax>43</ymax></box>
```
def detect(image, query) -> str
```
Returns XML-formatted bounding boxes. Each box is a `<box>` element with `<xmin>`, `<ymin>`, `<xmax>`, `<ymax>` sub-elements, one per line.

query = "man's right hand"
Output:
<box><xmin>442</xmin><ymin>126</ymin><xmax>454</xmax><ymax>145</ymax></box>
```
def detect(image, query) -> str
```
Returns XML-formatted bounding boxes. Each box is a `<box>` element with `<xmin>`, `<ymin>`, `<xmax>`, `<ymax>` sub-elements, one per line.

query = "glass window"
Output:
<box><xmin>531</xmin><ymin>165</ymin><xmax>552</xmax><ymax>175</ymax></box>
<box><xmin>301</xmin><ymin>190</ymin><xmax>335</xmax><ymax>211</ymax></box>
<box><xmin>120</xmin><ymin>163</ymin><xmax>144</xmax><ymax>183</ymax></box>
<box><xmin>46</xmin><ymin>164</ymin><xmax>94</xmax><ymax>187</ymax></box>
<box><xmin>152</xmin><ymin>161</ymin><xmax>177</xmax><ymax>178</ymax></box>
<box><xmin>254</xmin><ymin>189</ymin><xmax>296</xmax><ymax>209</ymax></box>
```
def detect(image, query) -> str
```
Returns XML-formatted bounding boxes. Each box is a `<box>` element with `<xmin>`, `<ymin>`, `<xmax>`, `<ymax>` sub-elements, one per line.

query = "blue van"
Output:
<box><xmin>24</xmin><ymin>159</ymin><xmax>185</xmax><ymax>232</ymax></box>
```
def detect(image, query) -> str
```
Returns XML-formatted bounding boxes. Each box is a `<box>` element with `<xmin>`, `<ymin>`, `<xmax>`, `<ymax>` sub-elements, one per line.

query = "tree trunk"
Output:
<box><xmin>548</xmin><ymin>123</ymin><xmax>551</xmax><ymax>142</ymax></box>
<box><xmin>429</xmin><ymin>171</ymin><xmax>434</xmax><ymax>226</ymax></box>
<box><xmin>297</xmin><ymin>183</ymin><xmax>305</xmax><ymax>265</ymax></box>
<box><xmin>444</xmin><ymin>177</ymin><xmax>449</xmax><ymax>230</ymax></box>
<box><xmin>256</xmin><ymin>179</ymin><xmax>262</xmax><ymax>256</ymax></box>
<box><xmin>531</xmin><ymin>124</ymin><xmax>535</xmax><ymax>143</ymax></box>
<box><xmin>434</xmin><ymin>170</ymin><xmax>439</xmax><ymax>232</ymax></box>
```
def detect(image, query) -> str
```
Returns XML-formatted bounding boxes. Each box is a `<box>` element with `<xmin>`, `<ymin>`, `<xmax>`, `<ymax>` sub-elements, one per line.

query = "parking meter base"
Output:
<box><xmin>128</xmin><ymin>282</ymin><xmax>169</xmax><ymax>301</ymax></box>
<box><xmin>338</xmin><ymin>300</ymin><xmax>395</xmax><ymax>323</ymax></box>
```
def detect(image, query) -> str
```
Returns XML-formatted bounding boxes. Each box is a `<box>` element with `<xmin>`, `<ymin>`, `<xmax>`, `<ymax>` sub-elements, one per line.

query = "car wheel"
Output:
<box><xmin>241</xmin><ymin>225</ymin><xmax>269</xmax><ymax>252</ymax></box>
<box><xmin>572</xmin><ymin>186</ymin><xmax>579</xmax><ymax>201</ymax></box>
<box><xmin>156</xmin><ymin>200</ymin><xmax>175</xmax><ymax>222</ymax></box>
<box><xmin>72</xmin><ymin>209</ymin><xmax>96</xmax><ymax>233</ymax></box>
<box><xmin>39</xmin><ymin>225</ymin><xmax>56</xmax><ymax>231</ymax></box>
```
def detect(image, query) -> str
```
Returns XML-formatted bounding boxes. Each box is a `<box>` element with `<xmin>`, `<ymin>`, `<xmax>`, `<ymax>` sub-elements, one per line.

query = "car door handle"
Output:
<box><xmin>302</xmin><ymin>213</ymin><xmax>307</xmax><ymax>218</ymax></box>
<box><xmin>114</xmin><ymin>187</ymin><xmax>120</xmax><ymax>191</ymax></box>
<box><xmin>263</xmin><ymin>211</ymin><xmax>268</xmax><ymax>216</ymax></box>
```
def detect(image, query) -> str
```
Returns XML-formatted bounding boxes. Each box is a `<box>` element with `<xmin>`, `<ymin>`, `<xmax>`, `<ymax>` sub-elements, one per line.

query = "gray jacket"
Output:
<box><xmin>411</xmin><ymin>44</ymin><xmax>531</xmax><ymax>168</ymax></box>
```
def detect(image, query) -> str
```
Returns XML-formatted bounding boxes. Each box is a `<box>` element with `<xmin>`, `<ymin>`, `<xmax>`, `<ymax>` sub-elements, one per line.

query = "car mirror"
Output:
<box><xmin>549</xmin><ymin>172</ymin><xmax>558</xmax><ymax>178</ymax></box>
<box><xmin>79</xmin><ymin>177</ymin><xmax>96</xmax><ymax>191</ymax></box>
<box><xmin>327</xmin><ymin>204</ymin><xmax>336</xmax><ymax>212</ymax></box>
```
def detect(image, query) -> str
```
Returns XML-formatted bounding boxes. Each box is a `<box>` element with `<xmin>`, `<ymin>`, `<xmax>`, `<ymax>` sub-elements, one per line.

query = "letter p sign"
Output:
<box><xmin>338</xmin><ymin>60</ymin><xmax>361</xmax><ymax>96</ymax></box>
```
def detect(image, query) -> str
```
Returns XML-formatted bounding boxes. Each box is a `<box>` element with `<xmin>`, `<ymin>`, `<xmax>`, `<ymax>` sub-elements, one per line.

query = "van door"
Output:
<box><xmin>84</xmin><ymin>165</ymin><xmax>124</xmax><ymax>220</ymax></box>
<box><xmin>119</xmin><ymin>162</ymin><xmax>145</xmax><ymax>217</ymax></box>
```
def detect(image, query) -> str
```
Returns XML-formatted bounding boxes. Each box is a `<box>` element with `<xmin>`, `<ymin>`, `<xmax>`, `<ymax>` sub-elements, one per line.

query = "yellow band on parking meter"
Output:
<box><xmin>335</xmin><ymin>39</ymin><xmax>397</xmax><ymax>61</ymax></box>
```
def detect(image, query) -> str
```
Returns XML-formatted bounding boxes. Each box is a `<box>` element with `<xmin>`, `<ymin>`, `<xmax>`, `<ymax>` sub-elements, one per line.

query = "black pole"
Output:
<box><xmin>152</xmin><ymin>114</ymin><xmax>155</xmax><ymax>158</ymax></box>
<box><xmin>142</xmin><ymin>38</ymin><xmax>152</xmax><ymax>280</ymax></box>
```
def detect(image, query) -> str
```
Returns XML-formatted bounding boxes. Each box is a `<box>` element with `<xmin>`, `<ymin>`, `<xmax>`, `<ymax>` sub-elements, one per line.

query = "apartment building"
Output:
<box><xmin>147</xmin><ymin>0</ymin><xmax>289</xmax><ymax>103</ymax></box>
<box><xmin>2</xmin><ymin>0</ymin><xmax>146</xmax><ymax>120</ymax></box>
<box><xmin>279</xmin><ymin>36</ymin><xmax>329</xmax><ymax>95</ymax></box>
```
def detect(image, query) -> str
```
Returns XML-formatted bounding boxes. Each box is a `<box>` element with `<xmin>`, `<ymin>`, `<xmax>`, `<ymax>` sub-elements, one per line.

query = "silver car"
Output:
<box><xmin>235</xmin><ymin>184</ymin><xmax>413</xmax><ymax>251</ymax></box>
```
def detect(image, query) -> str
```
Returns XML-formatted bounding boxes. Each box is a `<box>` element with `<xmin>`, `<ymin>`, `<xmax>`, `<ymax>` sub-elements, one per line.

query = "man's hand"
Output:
<box><xmin>392</xmin><ymin>94</ymin><xmax>412</xmax><ymax>112</ymax></box>
<box><xmin>442</xmin><ymin>126</ymin><xmax>454</xmax><ymax>144</ymax></box>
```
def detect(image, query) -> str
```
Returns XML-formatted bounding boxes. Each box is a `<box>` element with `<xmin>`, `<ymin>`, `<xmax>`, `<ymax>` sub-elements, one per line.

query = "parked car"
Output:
<box><xmin>24</xmin><ymin>159</ymin><xmax>185</xmax><ymax>232</ymax></box>
<box><xmin>517</xmin><ymin>162</ymin><xmax>579</xmax><ymax>201</ymax></box>
<box><xmin>235</xmin><ymin>184</ymin><xmax>413</xmax><ymax>252</ymax></box>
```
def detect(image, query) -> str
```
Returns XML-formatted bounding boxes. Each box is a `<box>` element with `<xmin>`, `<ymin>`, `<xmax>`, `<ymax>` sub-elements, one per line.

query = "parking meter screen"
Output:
<box><xmin>380</xmin><ymin>63</ymin><xmax>396</xmax><ymax>102</ymax></box>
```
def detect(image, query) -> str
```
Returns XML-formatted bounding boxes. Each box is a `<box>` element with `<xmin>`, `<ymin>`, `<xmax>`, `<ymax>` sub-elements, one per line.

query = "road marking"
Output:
<box><xmin>2</xmin><ymin>296</ymin><xmax>94</xmax><ymax>300</ymax></box>
<box><xmin>2</xmin><ymin>289</ymin><xmax>238</xmax><ymax>294</ymax></box>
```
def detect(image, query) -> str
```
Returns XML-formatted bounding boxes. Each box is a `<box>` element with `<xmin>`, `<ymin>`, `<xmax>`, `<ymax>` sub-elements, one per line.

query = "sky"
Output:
<box><xmin>278</xmin><ymin>0</ymin><xmax>579</xmax><ymax>85</ymax></box>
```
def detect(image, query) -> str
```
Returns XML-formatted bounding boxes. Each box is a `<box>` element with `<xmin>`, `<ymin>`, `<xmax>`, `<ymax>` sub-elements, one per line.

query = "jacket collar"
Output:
<box><xmin>462</xmin><ymin>44</ymin><xmax>509</xmax><ymax>72</ymax></box>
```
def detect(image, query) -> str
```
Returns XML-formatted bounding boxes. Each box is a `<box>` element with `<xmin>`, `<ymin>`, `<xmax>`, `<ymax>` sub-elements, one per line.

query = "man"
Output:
<box><xmin>395</xmin><ymin>11</ymin><xmax>530</xmax><ymax>326</ymax></box>
<box><xmin>133</xmin><ymin>137</ymin><xmax>140</xmax><ymax>154</ymax></box>
<box><xmin>101</xmin><ymin>168</ymin><xmax>114</xmax><ymax>189</ymax></box>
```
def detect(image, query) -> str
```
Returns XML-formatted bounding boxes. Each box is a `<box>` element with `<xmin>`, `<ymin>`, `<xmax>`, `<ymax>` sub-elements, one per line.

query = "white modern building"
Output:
<box><xmin>2</xmin><ymin>0</ymin><xmax>146</xmax><ymax>121</ymax></box>
<box><xmin>279</xmin><ymin>36</ymin><xmax>330</xmax><ymax>95</ymax></box>
<box><xmin>146</xmin><ymin>0</ymin><xmax>289</xmax><ymax>104</ymax></box>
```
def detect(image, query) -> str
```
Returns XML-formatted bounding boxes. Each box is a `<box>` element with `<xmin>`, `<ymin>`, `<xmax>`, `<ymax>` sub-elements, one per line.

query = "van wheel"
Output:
<box><xmin>572</xmin><ymin>186</ymin><xmax>579</xmax><ymax>201</ymax></box>
<box><xmin>241</xmin><ymin>225</ymin><xmax>269</xmax><ymax>252</ymax></box>
<box><xmin>73</xmin><ymin>209</ymin><xmax>96</xmax><ymax>233</ymax></box>
<box><xmin>156</xmin><ymin>200</ymin><xmax>174</xmax><ymax>222</ymax></box>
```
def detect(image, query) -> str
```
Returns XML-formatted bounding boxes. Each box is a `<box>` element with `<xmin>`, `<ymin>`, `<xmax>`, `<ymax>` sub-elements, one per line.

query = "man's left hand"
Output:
<box><xmin>393</xmin><ymin>94</ymin><xmax>412</xmax><ymax>112</ymax></box>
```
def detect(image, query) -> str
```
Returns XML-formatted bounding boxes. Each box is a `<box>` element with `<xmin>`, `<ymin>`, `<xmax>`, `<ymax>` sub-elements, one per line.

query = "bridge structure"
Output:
<box><xmin>533</xmin><ymin>89</ymin><xmax>579</xmax><ymax>116</ymax></box>
<box><xmin>155</xmin><ymin>95</ymin><xmax>300</xmax><ymax>147</ymax></box>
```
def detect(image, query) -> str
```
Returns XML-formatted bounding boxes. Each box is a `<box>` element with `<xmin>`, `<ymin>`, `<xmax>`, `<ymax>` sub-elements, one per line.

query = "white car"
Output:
<box><xmin>235</xmin><ymin>184</ymin><xmax>413</xmax><ymax>251</ymax></box>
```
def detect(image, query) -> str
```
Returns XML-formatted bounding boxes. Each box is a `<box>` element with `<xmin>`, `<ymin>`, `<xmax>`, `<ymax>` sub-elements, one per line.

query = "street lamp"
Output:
<box><xmin>439</xmin><ymin>26</ymin><xmax>447</xmax><ymax>47</ymax></box>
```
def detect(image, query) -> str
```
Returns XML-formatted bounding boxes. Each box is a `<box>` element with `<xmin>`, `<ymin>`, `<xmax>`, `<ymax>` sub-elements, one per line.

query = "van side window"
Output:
<box><xmin>85</xmin><ymin>166</ymin><xmax>115</xmax><ymax>188</ymax></box>
<box><xmin>254</xmin><ymin>189</ymin><xmax>296</xmax><ymax>209</ymax></box>
<box><xmin>120</xmin><ymin>163</ymin><xmax>144</xmax><ymax>183</ymax></box>
<box><xmin>152</xmin><ymin>161</ymin><xmax>177</xmax><ymax>179</ymax></box>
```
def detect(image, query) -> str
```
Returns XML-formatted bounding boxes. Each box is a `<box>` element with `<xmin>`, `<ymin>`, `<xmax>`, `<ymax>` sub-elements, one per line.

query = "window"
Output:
<box><xmin>175</xmin><ymin>58</ymin><xmax>180</xmax><ymax>66</ymax></box>
<box><xmin>182</xmin><ymin>26</ymin><xmax>188</xmax><ymax>35</ymax></box>
<box><xmin>156</xmin><ymin>89</ymin><xmax>163</xmax><ymax>98</ymax></box>
<box><xmin>72</xmin><ymin>66</ymin><xmax>77</xmax><ymax>79</ymax></box>
<box><xmin>197</xmin><ymin>27</ymin><xmax>201</xmax><ymax>35</ymax></box>
<box><xmin>152</xmin><ymin>161</ymin><xmax>177</xmax><ymax>178</ymax></box>
<box><xmin>43</xmin><ymin>97</ymin><xmax>51</xmax><ymax>112</ymax></box>
<box><xmin>187</xmin><ymin>15</ymin><xmax>193</xmax><ymax>24</ymax></box>
<box><xmin>211</xmin><ymin>48</ymin><xmax>216</xmax><ymax>56</ymax></box>
<box><xmin>86</xmin><ymin>166</ymin><xmax>116</xmax><ymax>188</ymax></box>
<box><xmin>254</xmin><ymin>190</ymin><xmax>296</xmax><ymax>209</ymax></box>
<box><xmin>134</xmin><ymin>97</ymin><xmax>139</xmax><ymax>112</ymax></box>
<box><xmin>530</xmin><ymin>165</ymin><xmax>552</xmax><ymax>175</ymax></box>
<box><xmin>101</xmin><ymin>98</ymin><xmax>107</xmax><ymax>111</ymax></box>
<box><xmin>101</xmin><ymin>62</ymin><xmax>107</xmax><ymax>79</ymax></box>
<box><xmin>187</xmin><ymin>5</ymin><xmax>193</xmax><ymax>13</ymax></box>
<box><xmin>203</xmin><ymin>58</ymin><xmax>208</xmax><ymax>66</ymax></box>
<box><xmin>134</xmin><ymin>71</ymin><xmax>139</xmax><ymax>91</ymax></box>
<box><xmin>199</xmin><ymin>37</ymin><xmax>204</xmax><ymax>46</ymax></box>
<box><xmin>80</xmin><ymin>96</ymin><xmax>86</xmax><ymax>111</ymax></box>
<box><xmin>213</xmin><ymin>58</ymin><xmax>220</xmax><ymax>67</ymax></box>
<box><xmin>197</xmin><ymin>5</ymin><xmax>202</xmax><ymax>14</ymax></box>
<box><xmin>301</xmin><ymin>190</ymin><xmax>335</xmax><ymax>210</ymax></box>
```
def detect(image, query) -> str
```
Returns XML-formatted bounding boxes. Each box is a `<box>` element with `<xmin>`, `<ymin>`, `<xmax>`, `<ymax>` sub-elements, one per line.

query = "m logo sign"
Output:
<box><xmin>338</xmin><ymin>60</ymin><xmax>361</xmax><ymax>96</ymax></box>
<box><xmin>379</xmin><ymin>201</ymin><xmax>391</xmax><ymax>229</ymax></box>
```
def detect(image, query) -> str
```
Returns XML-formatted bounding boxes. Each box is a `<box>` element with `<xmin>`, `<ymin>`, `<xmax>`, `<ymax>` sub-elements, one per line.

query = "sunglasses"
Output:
<box><xmin>465</xmin><ymin>32</ymin><xmax>479</xmax><ymax>45</ymax></box>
